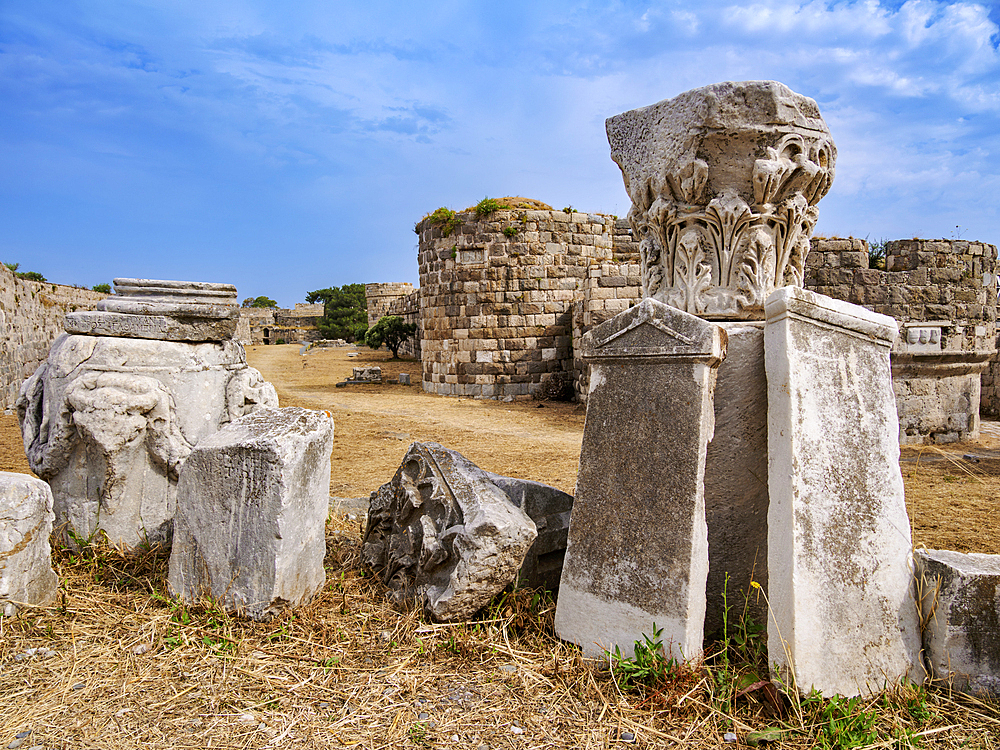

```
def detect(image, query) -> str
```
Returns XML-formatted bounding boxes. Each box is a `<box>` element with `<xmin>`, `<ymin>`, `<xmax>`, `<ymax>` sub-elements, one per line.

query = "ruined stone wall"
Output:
<box><xmin>366</xmin><ymin>283</ymin><xmax>415</xmax><ymax>328</ymax></box>
<box><xmin>805</xmin><ymin>237</ymin><xmax>998</xmax><ymax>443</ymax></box>
<box><xmin>571</xmin><ymin>261</ymin><xmax>643</xmax><ymax>401</ymax></box>
<box><xmin>235</xmin><ymin>307</ymin><xmax>275</xmax><ymax>346</ymax></box>
<box><xmin>385</xmin><ymin>289</ymin><xmax>421</xmax><ymax>360</ymax></box>
<box><xmin>417</xmin><ymin>208</ymin><xmax>613</xmax><ymax>399</ymax></box>
<box><xmin>0</xmin><ymin>265</ymin><xmax>107</xmax><ymax>411</ymax></box>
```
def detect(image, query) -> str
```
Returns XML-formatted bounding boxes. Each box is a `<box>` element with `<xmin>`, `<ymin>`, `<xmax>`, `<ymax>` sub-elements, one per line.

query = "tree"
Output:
<box><xmin>306</xmin><ymin>283</ymin><xmax>368</xmax><ymax>341</ymax></box>
<box><xmin>366</xmin><ymin>315</ymin><xmax>416</xmax><ymax>359</ymax></box>
<box><xmin>92</xmin><ymin>283</ymin><xmax>112</xmax><ymax>294</ymax></box>
<box><xmin>241</xmin><ymin>296</ymin><xmax>278</xmax><ymax>308</ymax></box>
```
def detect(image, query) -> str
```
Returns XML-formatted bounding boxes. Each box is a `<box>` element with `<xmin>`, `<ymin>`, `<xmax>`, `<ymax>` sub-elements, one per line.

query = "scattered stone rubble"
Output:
<box><xmin>0</xmin><ymin>472</ymin><xmax>58</xmax><ymax>616</ymax></box>
<box><xmin>362</xmin><ymin>442</ymin><xmax>573</xmax><ymax>621</ymax></box>
<box><xmin>168</xmin><ymin>407</ymin><xmax>334</xmax><ymax>620</ymax></box>
<box><xmin>17</xmin><ymin>278</ymin><xmax>277</xmax><ymax>550</ymax></box>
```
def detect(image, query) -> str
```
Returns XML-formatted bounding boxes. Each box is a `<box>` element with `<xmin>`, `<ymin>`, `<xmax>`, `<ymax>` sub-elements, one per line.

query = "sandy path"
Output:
<box><xmin>245</xmin><ymin>344</ymin><xmax>585</xmax><ymax>498</ymax></box>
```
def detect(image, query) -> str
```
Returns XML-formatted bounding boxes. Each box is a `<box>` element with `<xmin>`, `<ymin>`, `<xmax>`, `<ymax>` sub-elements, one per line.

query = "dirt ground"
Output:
<box><xmin>3</xmin><ymin>342</ymin><xmax>999</xmax><ymax>553</ymax></box>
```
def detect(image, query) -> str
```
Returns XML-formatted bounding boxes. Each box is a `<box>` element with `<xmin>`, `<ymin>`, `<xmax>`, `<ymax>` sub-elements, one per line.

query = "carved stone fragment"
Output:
<box><xmin>168</xmin><ymin>408</ymin><xmax>334</xmax><ymax>621</ymax></box>
<box><xmin>362</xmin><ymin>442</ymin><xmax>540</xmax><ymax>621</ymax></box>
<box><xmin>607</xmin><ymin>81</ymin><xmax>836</xmax><ymax>320</ymax></box>
<box><xmin>64</xmin><ymin>278</ymin><xmax>239</xmax><ymax>342</ymax></box>
<box><xmin>0</xmin><ymin>472</ymin><xmax>58</xmax><ymax>616</ymax></box>
<box><xmin>16</xmin><ymin>279</ymin><xmax>277</xmax><ymax>550</ymax></box>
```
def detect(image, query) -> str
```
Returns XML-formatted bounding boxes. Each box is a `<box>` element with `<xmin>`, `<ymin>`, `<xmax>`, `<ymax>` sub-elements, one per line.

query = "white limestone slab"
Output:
<box><xmin>168</xmin><ymin>407</ymin><xmax>334</xmax><ymax>620</ymax></box>
<box><xmin>764</xmin><ymin>286</ymin><xmax>923</xmax><ymax>696</ymax></box>
<box><xmin>0</xmin><ymin>472</ymin><xmax>57</xmax><ymax>616</ymax></box>
<box><xmin>916</xmin><ymin>549</ymin><xmax>1000</xmax><ymax>698</ymax></box>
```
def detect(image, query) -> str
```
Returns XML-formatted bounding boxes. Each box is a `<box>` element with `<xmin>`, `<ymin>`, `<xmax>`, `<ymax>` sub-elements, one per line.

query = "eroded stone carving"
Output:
<box><xmin>607</xmin><ymin>81</ymin><xmax>836</xmax><ymax>320</ymax></box>
<box><xmin>17</xmin><ymin>279</ymin><xmax>277</xmax><ymax>550</ymax></box>
<box><xmin>362</xmin><ymin>442</ymin><xmax>539</xmax><ymax>621</ymax></box>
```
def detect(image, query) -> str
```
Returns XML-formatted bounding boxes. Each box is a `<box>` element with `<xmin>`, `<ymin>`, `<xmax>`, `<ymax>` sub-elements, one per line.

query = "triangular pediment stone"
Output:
<box><xmin>582</xmin><ymin>298</ymin><xmax>727</xmax><ymax>361</ymax></box>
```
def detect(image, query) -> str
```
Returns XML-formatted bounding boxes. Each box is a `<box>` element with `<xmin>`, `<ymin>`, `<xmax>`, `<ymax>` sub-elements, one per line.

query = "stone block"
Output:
<box><xmin>168</xmin><ymin>407</ymin><xmax>334</xmax><ymax>620</ymax></box>
<box><xmin>916</xmin><ymin>549</ymin><xmax>1000</xmax><ymax>697</ymax></box>
<box><xmin>555</xmin><ymin>298</ymin><xmax>725</xmax><ymax>661</ymax></box>
<box><xmin>703</xmin><ymin>323</ymin><xmax>769</xmax><ymax>636</ymax></box>
<box><xmin>765</xmin><ymin>286</ymin><xmax>923</xmax><ymax>696</ymax></box>
<box><xmin>0</xmin><ymin>473</ymin><xmax>58</xmax><ymax>616</ymax></box>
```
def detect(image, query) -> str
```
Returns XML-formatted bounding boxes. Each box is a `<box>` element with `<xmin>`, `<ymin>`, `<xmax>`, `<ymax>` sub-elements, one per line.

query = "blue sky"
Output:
<box><xmin>2</xmin><ymin>1</ymin><xmax>999</xmax><ymax>306</ymax></box>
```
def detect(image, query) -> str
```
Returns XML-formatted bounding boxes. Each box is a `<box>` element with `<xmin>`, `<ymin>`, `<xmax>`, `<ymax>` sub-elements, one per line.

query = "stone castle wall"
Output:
<box><xmin>236</xmin><ymin>304</ymin><xmax>325</xmax><ymax>346</ymax></box>
<box><xmin>417</xmin><ymin>209</ymin><xmax>614</xmax><ymax>398</ymax></box>
<box><xmin>365</xmin><ymin>283</ymin><xmax>415</xmax><ymax>328</ymax></box>
<box><xmin>384</xmin><ymin>289</ymin><xmax>422</xmax><ymax>360</ymax></box>
<box><xmin>571</xmin><ymin>261</ymin><xmax>643</xmax><ymax>401</ymax></box>
<box><xmin>804</xmin><ymin>237</ymin><xmax>998</xmax><ymax>443</ymax></box>
<box><xmin>0</xmin><ymin>265</ymin><xmax>107</xmax><ymax>411</ymax></box>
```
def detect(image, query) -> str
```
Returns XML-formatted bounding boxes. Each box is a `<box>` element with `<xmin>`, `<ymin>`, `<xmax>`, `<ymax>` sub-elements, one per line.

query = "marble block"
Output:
<box><xmin>765</xmin><ymin>286</ymin><xmax>923</xmax><ymax>696</ymax></box>
<box><xmin>555</xmin><ymin>298</ymin><xmax>726</xmax><ymax>661</ymax></box>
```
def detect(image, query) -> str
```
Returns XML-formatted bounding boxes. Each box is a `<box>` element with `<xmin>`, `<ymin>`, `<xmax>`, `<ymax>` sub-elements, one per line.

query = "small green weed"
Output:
<box><xmin>502</xmin><ymin>225</ymin><xmax>519</xmax><ymax>238</ymax></box>
<box><xmin>607</xmin><ymin>624</ymin><xmax>678</xmax><ymax>690</ymax></box>
<box><xmin>427</xmin><ymin>207</ymin><xmax>461</xmax><ymax>236</ymax></box>
<box><xmin>809</xmin><ymin>693</ymin><xmax>880</xmax><ymax>749</ymax></box>
<box><xmin>474</xmin><ymin>197</ymin><xmax>507</xmax><ymax>218</ymax></box>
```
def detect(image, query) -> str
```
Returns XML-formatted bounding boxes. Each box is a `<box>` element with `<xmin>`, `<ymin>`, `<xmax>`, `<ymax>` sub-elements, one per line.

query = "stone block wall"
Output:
<box><xmin>366</xmin><ymin>282</ymin><xmax>415</xmax><ymax>328</ymax></box>
<box><xmin>571</xmin><ymin>261</ymin><xmax>643</xmax><ymax>401</ymax></box>
<box><xmin>0</xmin><ymin>265</ymin><xmax>107</xmax><ymax>411</ymax></box>
<box><xmin>417</xmin><ymin>208</ymin><xmax>614</xmax><ymax>399</ymax></box>
<box><xmin>384</xmin><ymin>289</ymin><xmax>421</xmax><ymax>360</ymax></box>
<box><xmin>805</xmin><ymin>237</ymin><xmax>998</xmax><ymax>443</ymax></box>
<box><xmin>235</xmin><ymin>307</ymin><xmax>276</xmax><ymax>346</ymax></box>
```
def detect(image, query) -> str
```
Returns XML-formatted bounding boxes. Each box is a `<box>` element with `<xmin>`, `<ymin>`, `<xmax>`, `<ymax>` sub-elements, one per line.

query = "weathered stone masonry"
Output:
<box><xmin>415</xmin><ymin>208</ymin><xmax>617</xmax><ymax>399</ymax></box>
<box><xmin>377</xmin><ymin>218</ymin><xmax>998</xmax><ymax>444</ymax></box>
<box><xmin>0</xmin><ymin>265</ymin><xmax>106</xmax><ymax>411</ymax></box>
<box><xmin>805</xmin><ymin>237</ymin><xmax>998</xmax><ymax>444</ymax></box>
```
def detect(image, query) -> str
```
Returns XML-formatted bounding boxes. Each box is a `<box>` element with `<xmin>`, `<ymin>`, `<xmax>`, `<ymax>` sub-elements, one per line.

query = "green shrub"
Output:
<box><xmin>366</xmin><ymin>315</ymin><xmax>416</xmax><ymax>358</ymax></box>
<box><xmin>474</xmin><ymin>197</ymin><xmax>507</xmax><ymax>218</ymax></box>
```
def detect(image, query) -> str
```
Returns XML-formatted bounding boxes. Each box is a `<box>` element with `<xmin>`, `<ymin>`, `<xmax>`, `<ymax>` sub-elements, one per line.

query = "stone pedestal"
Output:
<box><xmin>168</xmin><ymin>407</ymin><xmax>334</xmax><ymax>620</ymax></box>
<box><xmin>0</xmin><ymin>473</ymin><xmax>58</xmax><ymax>616</ymax></box>
<box><xmin>555</xmin><ymin>298</ymin><xmax>726</xmax><ymax>660</ymax></box>
<box><xmin>703</xmin><ymin>322</ymin><xmax>769</xmax><ymax>635</ymax></box>
<box><xmin>765</xmin><ymin>286</ymin><xmax>923</xmax><ymax>696</ymax></box>
<box><xmin>17</xmin><ymin>279</ymin><xmax>277</xmax><ymax>550</ymax></box>
<box><xmin>916</xmin><ymin>549</ymin><xmax>1000</xmax><ymax>698</ymax></box>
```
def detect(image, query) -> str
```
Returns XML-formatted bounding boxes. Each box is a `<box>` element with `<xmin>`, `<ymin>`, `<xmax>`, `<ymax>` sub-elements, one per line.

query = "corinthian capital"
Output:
<box><xmin>608</xmin><ymin>81</ymin><xmax>836</xmax><ymax>320</ymax></box>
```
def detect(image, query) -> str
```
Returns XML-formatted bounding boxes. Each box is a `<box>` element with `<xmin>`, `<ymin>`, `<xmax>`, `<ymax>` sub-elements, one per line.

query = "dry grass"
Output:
<box><xmin>3</xmin><ymin>512</ymin><xmax>999</xmax><ymax>749</ymax></box>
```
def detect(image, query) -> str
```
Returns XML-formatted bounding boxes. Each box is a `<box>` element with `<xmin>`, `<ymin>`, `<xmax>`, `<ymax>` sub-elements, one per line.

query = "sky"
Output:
<box><xmin>2</xmin><ymin>1</ymin><xmax>999</xmax><ymax>307</ymax></box>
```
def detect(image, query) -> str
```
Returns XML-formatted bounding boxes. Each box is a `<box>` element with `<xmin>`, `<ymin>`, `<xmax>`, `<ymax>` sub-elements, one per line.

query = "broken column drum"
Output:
<box><xmin>17</xmin><ymin>279</ymin><xmax>277</xmax><ymax>550</ymax></box>
<box><xmin>607</xmin><ymin>80</ymin><xmax>836</xmax><ymax>321</ymax></box>
<box><xmin>0</xmin><ymin>472</ymin><xmax>59</xmax><ymax>616</ymax></box>
<box><xmin>555</xmin><ymin>298</ymin><xmax>726</xmax><ymax>661</ymax></box>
